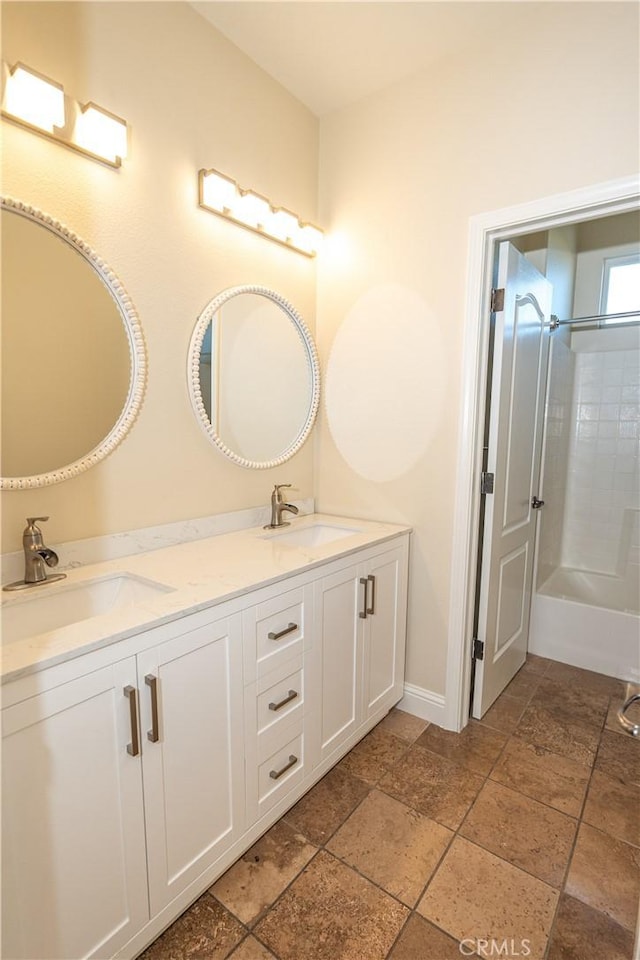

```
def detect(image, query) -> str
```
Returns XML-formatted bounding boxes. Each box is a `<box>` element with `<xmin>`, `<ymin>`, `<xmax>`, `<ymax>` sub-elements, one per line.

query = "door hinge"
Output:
<box><xmin>473</xmin><ymin>638</ymin><xmax>484</xmax><ymax>661</ymax></box>
<box><xmin>481</xmin><ymin>471</ymin><xmax>494</xmax><ymax>495</ymax></box>
<box><xmin>490</xmin><ymin>287</ymin><xmax>505</xmax><ymax>312</ymax></box>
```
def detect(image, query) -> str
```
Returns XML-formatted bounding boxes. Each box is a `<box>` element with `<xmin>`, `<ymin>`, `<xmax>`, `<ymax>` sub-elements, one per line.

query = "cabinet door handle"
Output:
<box><xmin>145</xmin><ymin>674</ymin><xmax>160</xmax><ymax>743</ymax></box>
<box><xmin>359</xmin><ymin>578</ymin><xmax>368</xmax><ymax>619</ymax></box>
<box><xmin>269</xmin><ymin>754</ymin><xmax>298</xmax><ymax>780</ymax></box>
<box><xmin>124</xmin><ymin>685</ymin><xmax>140</xmax><ymax>757</ymax></box>
<box><xmin>367</xmin><ymin>574</ymin><xmax>376</xmax><ymax>615</ymax></box>
<box><xmin>268</xmin><ymin>622</ymin><xmax>298</xmax><ymax>641</ymax></box>
<box><xmin>268</xmin><ymin>689</ymin><xmax>298</xmax><ymax>712</ymax></box>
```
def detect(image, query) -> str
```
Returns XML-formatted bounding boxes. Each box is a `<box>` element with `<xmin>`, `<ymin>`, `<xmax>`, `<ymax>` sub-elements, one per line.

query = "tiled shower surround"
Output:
<box><xmin>562</xmin><ymin>329</ymin><xmax>640</xmax><ymax>578</ymax></box>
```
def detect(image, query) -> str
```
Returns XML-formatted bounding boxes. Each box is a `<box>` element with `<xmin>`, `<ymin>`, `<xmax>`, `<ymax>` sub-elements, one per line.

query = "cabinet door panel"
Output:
<box><xmin>1</xmin><ymin>660</ymin><xmax>148</xmax><ymax>960</ymax></box>
<box><xmin>363</xmin><ymin>549</ymin><xmax>405</xmax><ymax>717</ymax></box>
<box><xmin>312</xmin><ymin>566</ymin><xmax>360</xmax><ymax>764</ymax></box>
<box><xmin>139</xmin><ymin>615</ymin><xmax>244</xmax><ymax>915</ymax></box>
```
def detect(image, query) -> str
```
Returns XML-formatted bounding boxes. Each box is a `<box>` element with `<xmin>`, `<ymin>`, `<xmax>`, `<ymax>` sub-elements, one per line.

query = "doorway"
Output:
<box><xmin>444</xmin><ymin>175</ymin><xmax>640</xmax><ymax>733</ymax></box>
<box><xmin>470</xmin><ymin>242</ymin><xmax>551</xmax><ymax>718</ymax></box>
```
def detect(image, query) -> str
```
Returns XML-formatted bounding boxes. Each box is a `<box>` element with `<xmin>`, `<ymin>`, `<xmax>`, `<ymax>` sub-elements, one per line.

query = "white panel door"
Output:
<box><xmin>362</xmin><ymin>547</ymin><xmax>406</xmax><ymax>719</ymax></box>
<box><xmin>139</xmin><ymin>613</ymin><xmax>244</xmax><ymax>915</ymax></box>
<box><xmin>1</xmin><ymin>660</ymin><xmax>149</xmax><ymax>960</ymax></box>
<box><xmin>311</xmin><ymin>564</ymin><xmax>361</xmax><ymax>765</ymax></box>
<box><xmin>473</xmin><ymin>242</ymin><xmax>551</xmax><ymax>717</ymax></box>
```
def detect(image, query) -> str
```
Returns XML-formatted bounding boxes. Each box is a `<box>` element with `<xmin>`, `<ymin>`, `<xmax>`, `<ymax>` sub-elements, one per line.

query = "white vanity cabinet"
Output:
<box><xmin>1</xmin><ymin>605</ymin><xmax>245</xmax><ymax>960</ymax></box>
<box><xmin>1</xmin><ymin>524</ymin><xmax>409</xmax><ymax>960</ymax></box>
<box><xmin>309</xmin><ymin>542</ymin><xmax>408</xmax><ymax>768</ymax></box>
<box><xmin>136</xmin><ymin>610</ymin><xmax>245</xmax><ymax>916</ymax></box>
<box><xmin>1</xmin><ymin>658</ymin><xmax>149</xmax><ymax>960</ymax></box>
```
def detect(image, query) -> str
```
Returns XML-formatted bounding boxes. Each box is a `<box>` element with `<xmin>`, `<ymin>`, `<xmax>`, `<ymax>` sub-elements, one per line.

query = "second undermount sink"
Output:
<box><xmin>261</xmin><ymin>523</ymin><xmax>361</xmax><ymax>548</ymax></box>
<box><xmin>1</xmin><ymin>573</ymin><xmax>174</xmax><ymax>645</ymax></box>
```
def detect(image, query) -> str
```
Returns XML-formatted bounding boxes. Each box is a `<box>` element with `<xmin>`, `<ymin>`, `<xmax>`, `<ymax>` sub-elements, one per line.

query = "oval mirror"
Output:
<box><xmin>1</xmin><ymin>198</ymin><xmax>146</xmax><ymax>489</ymax></box>
<box><xmin>188</xmin><ymin>286</ymin><xmax>320</xmax><ymax>469</ymax></box>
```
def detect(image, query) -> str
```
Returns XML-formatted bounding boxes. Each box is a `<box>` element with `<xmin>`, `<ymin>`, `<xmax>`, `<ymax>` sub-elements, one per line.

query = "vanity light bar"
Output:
<box><xmin>199</xmin><ymin>168</ymin><xmax>323</xmax><ymax>258</ymax></box>
<box><xmin>3</xmin><ymin>63</ymin><xmax>64</xmax><ymax>133</ymax></box>
<box><xmin>1</xmin><ymin>61</ymin><xmax>128</xmax><ymax>168</ymax></box>
<box><xmin>74</xmin><ymin>102</ymin><xmax>128</xmax><ymax>165</ymax></box>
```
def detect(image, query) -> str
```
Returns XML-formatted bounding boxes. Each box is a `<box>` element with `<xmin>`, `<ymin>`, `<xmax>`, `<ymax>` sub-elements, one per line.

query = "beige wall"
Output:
<box><xmin>1</xmin><ymin>1</ymin><xmax>318</xmax><ymax>551</ymax></box>
<box><xmin>577</xmin><ymin>210</ymin><xmax>640</xmax><ymax>252</ymax></box>
<box><xmin>315</xmin><ymin>3</ymin><xmax>639</xmax><ymax>697</ymax></box>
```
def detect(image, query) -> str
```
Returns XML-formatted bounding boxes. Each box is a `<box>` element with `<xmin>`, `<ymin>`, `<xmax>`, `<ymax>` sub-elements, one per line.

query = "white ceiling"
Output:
<box><xmin>190</xmin><ymin>2</ymin><xmax>524</xmax><ymax>117</ymax></box>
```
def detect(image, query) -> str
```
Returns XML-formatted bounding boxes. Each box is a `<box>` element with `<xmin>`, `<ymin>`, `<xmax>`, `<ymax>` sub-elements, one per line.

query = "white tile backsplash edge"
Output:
<box><xmin>1</xmin><ymin>498</ymin><xmax>315</xmax><ymax>585</ymax></box>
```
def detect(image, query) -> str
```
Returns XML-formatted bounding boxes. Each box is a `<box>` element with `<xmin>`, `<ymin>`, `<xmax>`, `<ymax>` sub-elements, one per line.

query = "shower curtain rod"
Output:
<box><xmin>550</xmin><ymin>310</ymin><xmax>640</xmax><ymax>330</ymax></box>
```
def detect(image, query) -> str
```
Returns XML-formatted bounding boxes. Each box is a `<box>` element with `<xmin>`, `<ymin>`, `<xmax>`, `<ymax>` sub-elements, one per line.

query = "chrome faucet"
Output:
<box><xmin>264</xmin><ymin>484</ymin><xmax>299</xmax><ymax>529</ymax></box>
<box><xmin>3</xmin><ymin>517</ymin><xmax>67</xmax><ymax>591</ymax></box>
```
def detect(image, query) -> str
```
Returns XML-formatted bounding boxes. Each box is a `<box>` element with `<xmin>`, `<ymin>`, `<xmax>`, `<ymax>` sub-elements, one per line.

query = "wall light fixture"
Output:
<box><xmin>74</xmin><ymin>102</ymin><xmax>128</xmax><ymax>164</ymax></box>
<box><xmin>4</xmin><ymin>63</ymin><xmax>64</xmax><ymax>133</ymax></box>
<box><xmin>2</xmin><ymin>61</ymin><xmax>128</xmax><ymax>168</ymax></box>
<box><xmin>199</xmin><ymin>168</ymin><xmax>323</xmax><ymax>258</ymax></box>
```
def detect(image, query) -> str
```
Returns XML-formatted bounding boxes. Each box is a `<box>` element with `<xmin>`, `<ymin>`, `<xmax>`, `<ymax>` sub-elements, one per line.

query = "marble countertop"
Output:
<box><xmin>1</xmin><ymin>514</ymin><xmax>410</xmax><ymax>683</ymax></box>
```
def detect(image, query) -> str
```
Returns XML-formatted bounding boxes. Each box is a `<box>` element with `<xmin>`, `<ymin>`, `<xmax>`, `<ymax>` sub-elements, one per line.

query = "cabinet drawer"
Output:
<box><xmin>256</xmin><ymin>663</ymin><xmax>304</xmax><ymax>741</ymax></box>
<box><xmin>243</xmin><ymin>586</ymin><xmax>310</xmax><ymax>683</ymax></box>
<box><xmin>254</xmin><ymin>727</ymin><xmax>305</xmax><ymax>819</ymax></box>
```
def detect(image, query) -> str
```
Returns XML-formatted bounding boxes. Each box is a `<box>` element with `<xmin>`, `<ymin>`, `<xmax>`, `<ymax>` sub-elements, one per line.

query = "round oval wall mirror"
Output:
<box><xmin>1</xmin><ymin>198</ymin><xmax>147</xmax><ymax>489</ymax></box>
<box><xmin>188</xmin><ymin>286</ymin><xmax>320</xmax><ymax>469</ymax></box>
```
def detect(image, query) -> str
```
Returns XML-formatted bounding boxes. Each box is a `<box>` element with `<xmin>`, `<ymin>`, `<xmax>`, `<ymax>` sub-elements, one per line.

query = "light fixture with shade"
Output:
<box><xmin>3</xmin><ymin>62</ymin><xmax>65</xmax><ymax>133</ymax></box>
<box><xmin>74</xmin><ymin>102</ymin><xmax>128</xmax><ymax>164</ymax></box>
<box><xmin>231</xmin><ymin>189</ymin><xmax>271</xmax><ymax>229</ymax></box>
<box><xmin>297</xmin><ymin>223</ymin><xmax>325</xmax><ymax>256</ymax></box>
<box><xmin>201</xmin><ymin>169</ymin><xmax>237</xmax><ymax>212</ymax></box>
<box><xmin>2</xmin><ymin>60</ymin><xmax>128</xmax><ymax>169</ymax></box>
<box><xmin>199</xmin><ymin>168</ymin><xmax>323</xmax><ymax>258</ymax></box>
<box><xmin>267</xmin><ymin>207</ymin><xmax>300</xmax><ymax>243</ymax></box>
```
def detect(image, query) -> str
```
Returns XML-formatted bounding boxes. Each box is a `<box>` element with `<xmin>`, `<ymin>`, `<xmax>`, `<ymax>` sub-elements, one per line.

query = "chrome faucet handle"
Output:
<box><xmin>273</xmin><ymin>484</ymin><xmax>292</xmax><ymax>502</ymax></box>
<box><xmin>26</xmin><ymin>516</ymin><xmax>50</xmax><ymax>528</ymax></box>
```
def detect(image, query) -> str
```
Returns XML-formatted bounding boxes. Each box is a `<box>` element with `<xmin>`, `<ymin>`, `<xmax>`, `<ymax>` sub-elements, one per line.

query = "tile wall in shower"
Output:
<box><xmin>562</xmin><ymin>327</ymin><xmax>640</xmax><ymax>577</ymax></box>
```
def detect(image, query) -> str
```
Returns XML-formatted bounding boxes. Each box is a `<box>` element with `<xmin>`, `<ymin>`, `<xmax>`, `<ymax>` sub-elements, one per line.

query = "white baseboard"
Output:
<box><xmin>398</xmin><ymin>683</ymin><xmax>447</xmax><ymax>727</ymax></box>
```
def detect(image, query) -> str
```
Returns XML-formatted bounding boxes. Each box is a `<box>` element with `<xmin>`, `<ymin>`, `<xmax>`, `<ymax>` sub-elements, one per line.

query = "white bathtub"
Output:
<box><xmin>529</xmin><ymin>567</ymin><xmax>640</xmax><ymax>683</ymax></box>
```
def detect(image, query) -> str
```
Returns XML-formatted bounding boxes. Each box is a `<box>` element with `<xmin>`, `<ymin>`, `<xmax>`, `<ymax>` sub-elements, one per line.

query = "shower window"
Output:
<box><xmin>600</xmin><ymin>253</ymin><xmax>640</xmax><ymax>322</ymax></box>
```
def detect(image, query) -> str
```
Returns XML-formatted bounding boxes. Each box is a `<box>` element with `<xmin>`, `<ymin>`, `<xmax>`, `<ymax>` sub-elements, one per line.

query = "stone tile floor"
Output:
<box><xmin>141</xmin><ymin>656</ymin><xmax>640</xmax><ymax>960</ymax></box>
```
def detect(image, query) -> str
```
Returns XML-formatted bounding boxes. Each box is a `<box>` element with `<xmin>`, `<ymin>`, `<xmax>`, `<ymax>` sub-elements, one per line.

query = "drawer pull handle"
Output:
<box><xmin>124</xmin><ymin>685</ymin><xmax>140</xmax><ymax>757</ymax></box>
<box><xmin>268</xmin><ymin>622</ymin><xmax>298</xmax><ymax>641</ymax></box>
<box><xmin>269</xmin><ymin>689</ymin><xmax>298</xmax><ymax>712</ymax></box>
<box><xmin>269</xmin><ymin>754</ymin><xmax>298</xmax><ymax>780</ymax></box>
<box><xmin>359</xmin><ymin>578</ymin><xmax>368</xmax><ymax>619</ymax></box>
<box><xmin>145</xmin><ymin>674</ymin><xmax>160</xmax><ymax>743</ymax></box>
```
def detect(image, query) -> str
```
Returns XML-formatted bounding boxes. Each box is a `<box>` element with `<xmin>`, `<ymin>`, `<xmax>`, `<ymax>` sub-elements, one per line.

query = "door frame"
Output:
<box><xmin>445</xmin><ymin>174</ymin><xmax>640</xmax><ymax>733</ymax></box>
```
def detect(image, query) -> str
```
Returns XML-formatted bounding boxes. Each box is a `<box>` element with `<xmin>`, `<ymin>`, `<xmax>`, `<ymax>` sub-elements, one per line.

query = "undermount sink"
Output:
<box><xmin>261</xmin><ymin>523</ymin><xmax>361</xmax><ymax>548</ymax></box>
<box><xmin>1</xmin><ymin>573</ymin><xmax>173</xmax><ymax>645</ymax></box>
